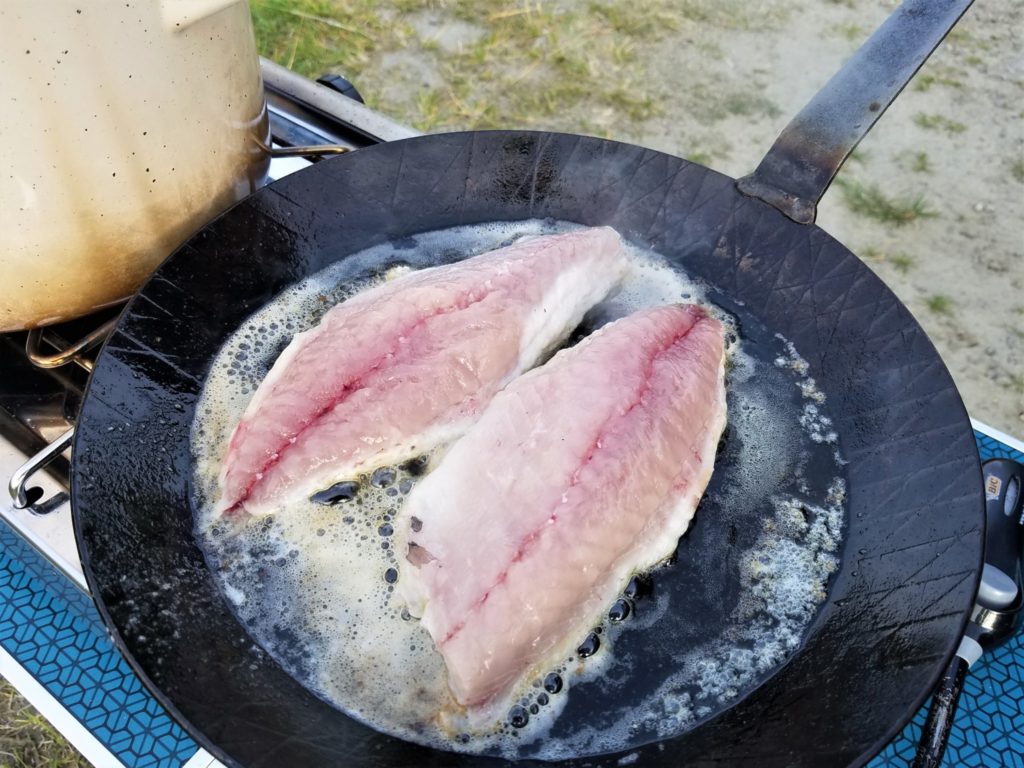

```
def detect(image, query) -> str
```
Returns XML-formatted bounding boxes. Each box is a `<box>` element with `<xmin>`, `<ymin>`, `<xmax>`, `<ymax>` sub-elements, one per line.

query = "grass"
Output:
<box><xmin>862</xmin><ymin>247</ymin><xmax>915</xmax><ymax>274</ymax></box>
<box><xmin>588</xmin><ymin>0</ymin><xmax>682</xmax><ymax>36</ymax></box>
<box><xmin>684</xmin><ymin>82</ymin><xmax>782</xmax><ymax>123</ymax></box>
<box><xmin>911</xmin><ymin>151</ymin><xmax>931</xmax><ymax>173</ymax></box>
<box><xmin>251</xmin><ymin>0</ymin><xmax>681</xmax><ymax>133</ymax></box>
<box><xmin>724</xmin><ymin>91</ymin><xmax>782</xmax><ymax>118</ymax></box>
<box><xmin>250</xmin><ymin>0</ymin><xmax>789</xmax><ymax>135</ymax></box>
<box><xmin>913</xmin><ymin>113</ymin><xmax>967</xmax><ymax>134</ymax></box>
<box><xmin>684</xmin><ymin>150</ymin><xmax>714</xmax><ymax>166</ymax></box>
<box><xmin>947</xmin><ymin>26</ymin><xmax>995</xmax><ymax>53</ymax></box>
<box><xmin>888</xmin><ymin>254</ymin><xmax>915</xmax><ymax>274</ymax></box>
<box><xmin>0</xmin><ymin>680</ymin><xmax>87</xmax><ymax>767</ymax></box>
<box><xmin>926</xmin><ymin>294</ymin><xmax>955</xmax><ymax>315</ymax></box>
<box><xmin>403</xmin><ymin>1</ymin><xmax>668</xmax><ymax>131</ymax></box>
<box><xmin>834</xmin><ymin>22</ymin><xmax>863</xmax><ymax>41</ymax></box>
<box><xmin>251</xmin><ymin>0</ymin><xmax>413</xmax><ymax>79</ymax></box>
<box><xmin>913</xmin><ymin>67</ymin><xmax>965</xmax><ymax>92</ymax></box>
<box><xmin>834</xmin><ymin>178</ymin><xmax>938</xmax><ymax>225</ymax></box>
<box><xmin>861</xmin><ymin>246</ymin><xmax>882</xmax><ymax>262</ymax></box>
<box><xmin>1011</xmin><ymin>157</ymin><xmax>1024</xmax><ymax>184</ymax></box>
<box><xmin>847</xmin><ymin>149</ymin><xmax>870</xmax><ymax>165</ymax></box>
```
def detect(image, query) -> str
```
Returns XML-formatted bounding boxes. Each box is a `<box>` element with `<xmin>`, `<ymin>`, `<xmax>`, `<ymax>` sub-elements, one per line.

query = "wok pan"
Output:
<box><xmin>72</xmin><ymin>1</ymin><xmax>984</xmax><ymax>765</ymax></box>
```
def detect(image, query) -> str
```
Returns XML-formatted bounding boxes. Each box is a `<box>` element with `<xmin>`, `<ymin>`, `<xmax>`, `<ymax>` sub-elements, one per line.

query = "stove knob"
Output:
<box><xmin>316</xmin><ymin>73</ymin><xmax>365</xmax><ymax>104</ymax></box>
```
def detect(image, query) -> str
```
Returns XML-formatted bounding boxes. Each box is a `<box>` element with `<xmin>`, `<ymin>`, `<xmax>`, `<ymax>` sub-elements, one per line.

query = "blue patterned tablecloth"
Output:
<box><xmin>870</xmin><ymin>430</ymin><xmax>1024</xmax><ymax>767</ymax></box>
<box><xmin>0</xmin><ymin>522</ymin><xmax>198</xmax><ymax>767</ymax></box>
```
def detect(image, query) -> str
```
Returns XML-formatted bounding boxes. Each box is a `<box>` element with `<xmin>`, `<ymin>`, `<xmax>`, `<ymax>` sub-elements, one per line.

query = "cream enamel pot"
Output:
<box><xmin>0</xmin><ymin>0</ymin><xmax>269</xmax><ymax>332</ymax></box>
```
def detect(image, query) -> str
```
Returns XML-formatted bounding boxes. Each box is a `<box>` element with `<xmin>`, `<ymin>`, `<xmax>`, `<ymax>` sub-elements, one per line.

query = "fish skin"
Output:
<box><xmin>216</xmin><ymin>227</ymin><xmax>628</xmax><ymax>517</ymax></box>
<box><xmin>397</xmin><ymin>304</ymin><xmax>727</xmax><ymax>717</ymax></box>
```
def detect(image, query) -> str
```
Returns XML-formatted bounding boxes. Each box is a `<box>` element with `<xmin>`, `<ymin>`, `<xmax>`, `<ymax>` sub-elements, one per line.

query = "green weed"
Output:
<box><xmin>861</xmin><ymin>246</ymin><xmax>883</xmax><ymax>262</ymax></box>
<box><xmin>721</xmin><ymin>91</ymin><xmax>782</xmax><ymax>118</ymax></box>
<box><xmin>834</xmin><ymin>179</ymin><xmax>937</xmax><ymax>225</ymax></box>
<box><xmin>888</xmin><ymin>254</ymin><xmax>915</xmax><ymax>274</ymax></box>
<box><xmin>861</xmin><ymin>247</ymin><xmax>915</xmax><ymax>274</ymax></box>
<box><xmin>250</xmin><ymin>0</ymin><xmax>412</xmax><ymax>83</ymax></box>
<box><xmin>685</xmin><ymin>151</ymin><xmax>714</xmax><ymax>166</ymax></box>
<box><xmin>0</xmin><ymin>681</ymin><xmax>88</xmax><ymax>768</ymax></box>
<box><xmin>1011</xmin><ymin>157</ymin><xmax>1024</xmax><ymax>184</ymax></box>
<box><xmin>835</xmin><ymin>23</ymin><xmax>863</xmax><ymax>41</ymax></box>
<box><xmin>847</xmin><ymin>149</ymin><xmax>870</xmax><ymax>165</ymax></box>
<box><xmin>400</xmin><ymin>0</ymin><xmax>676</xmax><ymax>132</ymax></box>
<box><xmin>914</xmin><ymin>113</ymin><xmax>967</xmax><ymax>134</ymax></box>
<box><xmin>250</xmin><ymin>0</ymin><xmax>796</xmax><ymax>135</ymax></box>
<box><xmin>926</xmin><ymin>294</ymin><xmax>955</xmax><ymax>315</ymax></box>
<box><xmin>913</xmin><ymin>69</ymin><xmax>965</xmax><ymax>91</ymax></box>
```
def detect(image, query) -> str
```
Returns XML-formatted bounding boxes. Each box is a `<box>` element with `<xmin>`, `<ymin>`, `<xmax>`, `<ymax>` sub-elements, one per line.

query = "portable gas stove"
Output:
<box><xmin>0</xmin><ymin>61</ymin><xmax>1021</xmax><ymax>768</ymax></box>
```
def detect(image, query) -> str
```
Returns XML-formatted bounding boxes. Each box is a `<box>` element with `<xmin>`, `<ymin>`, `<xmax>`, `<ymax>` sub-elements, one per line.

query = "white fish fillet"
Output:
<box><xmin>397</xmin><ymin>304</ymin><xmax>727</xmax><ymax>718</ymax></box>
<box><xmin>216</xmin><ymin>227</ymin><xmax>628</xmax><ymax>516</ymax></box>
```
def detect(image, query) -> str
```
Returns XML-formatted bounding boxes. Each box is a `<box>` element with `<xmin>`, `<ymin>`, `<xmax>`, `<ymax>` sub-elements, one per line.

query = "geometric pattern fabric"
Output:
<box><xmin>872</xmin><ymin>431</ymin><xmax>1024</xmax><ymax>767</ymax></box>
<box><xmin>0</xmin><ymin>521</ymin><xmax>198</xmax><ymax>767</ymax></box>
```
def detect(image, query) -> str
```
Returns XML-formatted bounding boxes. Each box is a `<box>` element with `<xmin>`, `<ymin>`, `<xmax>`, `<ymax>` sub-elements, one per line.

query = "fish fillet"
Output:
<box><xmin>397</xmin><ymin>304</ymin><xmax>727</xmax><ymax>715</ymax></box>
<box><xmin>216</xmin><ymin>227</ymin><xmax>627</xmax><ymax>516</ymax></box>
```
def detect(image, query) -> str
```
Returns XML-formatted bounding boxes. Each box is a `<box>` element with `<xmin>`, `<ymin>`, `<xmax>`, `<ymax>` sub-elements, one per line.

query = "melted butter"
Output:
<box><xmin>192</xmin><ymin>219</ymin><xmax>847</xmax><ymax>759</ymax></box>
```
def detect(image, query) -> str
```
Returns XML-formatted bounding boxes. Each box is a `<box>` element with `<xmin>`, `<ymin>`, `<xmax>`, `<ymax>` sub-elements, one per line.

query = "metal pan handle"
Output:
<box><xmin>737</xmin><ymin>0</ymin><xmax>974</xmax><ymax>224</ymax></box>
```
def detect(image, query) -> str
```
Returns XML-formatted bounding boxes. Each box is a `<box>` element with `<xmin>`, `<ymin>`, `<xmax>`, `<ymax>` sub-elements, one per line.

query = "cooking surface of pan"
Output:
<box><xmin>187</xmin><ymin>218</ymin><xmax>845</xmax><ymax>758</ymax></box>
<box><xmin>72</xmin><ymin>131</ymin><xmax>983</xmax><ymax>767</ymax></box>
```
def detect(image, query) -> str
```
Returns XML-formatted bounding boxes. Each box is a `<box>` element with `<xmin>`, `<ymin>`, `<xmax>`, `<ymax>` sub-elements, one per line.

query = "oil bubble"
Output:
<box><xmin>543</xmin><ymin>673</ymin><xmax>563</xmax><ymax>694</ymax></box>
<box><xmin>623</xmin><ymin>575</ymin><xmax>651</xmax><ymax>601</ymax></box>
<box><xmin>400</xmin><ymin>455</ymin><xmax>430</xmax><ymax>476</ymax></box>
<box><xmin>371</xmin><ymin>467</ymin><xmax>396</xmax><ymax>488</ymax></box>
<box><xmin>310</xmin><ymin>481</ymin><xmax>360</xmax><ymax>505</ymax></box>
<box><xmin>608</xmin><ymin>598</ymin><xmax>632</xmax><ymax>623</ymax></box>
<box><xmin>509</xmin><ymin>706</ymin><xmax>529</xmax><ymax>728</ymax></box>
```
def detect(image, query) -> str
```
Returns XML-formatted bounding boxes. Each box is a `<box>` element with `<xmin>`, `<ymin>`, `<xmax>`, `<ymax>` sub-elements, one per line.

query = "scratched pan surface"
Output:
<box><xmin>72</xmin><ymin>132</ymin><xmax>982</xmax><ymax>768</ymax></box>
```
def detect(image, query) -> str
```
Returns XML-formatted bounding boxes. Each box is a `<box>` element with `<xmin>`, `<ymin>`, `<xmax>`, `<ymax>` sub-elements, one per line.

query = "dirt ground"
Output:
<box><xmin>634</xmin><ymin>0</ymin><xmax>1024</xmax><ymax>436</ymax></box>
<box><xmin>260</xmin><ymin>0</ymin><xmax>1023</xmax><ymax>434</ymax></box>
<box><xmin>656</xmin><ymin>0</ymin><xmax>1024</xmax><ymax>436</ymax></box>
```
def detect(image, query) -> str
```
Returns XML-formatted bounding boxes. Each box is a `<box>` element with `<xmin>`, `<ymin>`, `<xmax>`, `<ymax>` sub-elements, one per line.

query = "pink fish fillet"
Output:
<box><xmin>397</xmin><ymin>304</ymin><xmax>727</xmax><ymax>716</ymax></box>
<box><xmin>216</xmin><ymin>227</ymin><xmax>627</xmax><ymax>516</ymax></box>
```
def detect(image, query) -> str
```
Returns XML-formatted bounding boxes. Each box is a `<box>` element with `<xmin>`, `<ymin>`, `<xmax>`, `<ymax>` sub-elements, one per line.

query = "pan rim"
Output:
<box><xmin>71</xmin><ymin>128</ymin><xmax>984</xmax><ymax>768</ymax></box>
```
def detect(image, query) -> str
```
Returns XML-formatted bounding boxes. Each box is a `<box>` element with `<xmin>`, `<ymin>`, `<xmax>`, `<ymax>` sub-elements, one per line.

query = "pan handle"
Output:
<box><xmin>913</xmin><ymin>653</ymin><xmax>969</xmax><ymax>768</ymax></box>
<box><xmin>736</xmin><ymin>0</ymin><xmax>974</xmax><ymax>224</ymax></box>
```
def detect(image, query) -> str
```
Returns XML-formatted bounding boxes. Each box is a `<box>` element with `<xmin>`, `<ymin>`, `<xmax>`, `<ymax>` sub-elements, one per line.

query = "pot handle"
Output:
<box><xmin>736</xmin><ymin>0</ymin><xmax>973</xmax><ymax>224</ymax></box>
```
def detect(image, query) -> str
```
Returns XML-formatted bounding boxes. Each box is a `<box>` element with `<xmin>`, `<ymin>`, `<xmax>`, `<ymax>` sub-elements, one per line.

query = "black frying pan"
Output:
<box><xmin>72</xmin><ymin>1</ymin><xmax>984</xmax><ymax>766</ymax></box>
